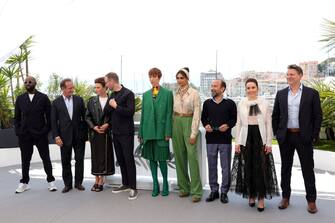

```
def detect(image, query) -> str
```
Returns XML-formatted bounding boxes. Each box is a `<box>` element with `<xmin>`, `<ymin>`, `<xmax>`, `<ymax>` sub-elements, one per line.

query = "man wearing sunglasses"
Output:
<box><xmin>14</xmin><ymin>76</ymin><xmax>57</xmax><ymax>193</ymax></box>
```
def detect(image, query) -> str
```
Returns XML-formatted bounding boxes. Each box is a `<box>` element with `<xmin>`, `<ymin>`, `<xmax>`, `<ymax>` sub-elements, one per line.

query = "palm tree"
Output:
<box><xmin>5</xmin><ymin>36</ymin><xmax>33</xmax><ymax>85</ymax></box>
<box><xmin>320</xmin><ymin>19</ymin><xmax>335</xmax><ymax>52</ymax></box>
<box><xmin>0</xmin><ymin>72</ymin><xmax>13</xmax><ymax>128</ymax></box>
<box><xmin>0</xmin><ymin>66</ymin><xmax>19</xmax><ymax>107</ymax></box>
<box><xmin>308</xmin><ymin>80</ymin><xmax>335</xmax><ymax>139</ymax></box>
<box><xmin>20</xmin><ymin>35</ymin><xmax>34</xmax><ymax>76</ymax></box>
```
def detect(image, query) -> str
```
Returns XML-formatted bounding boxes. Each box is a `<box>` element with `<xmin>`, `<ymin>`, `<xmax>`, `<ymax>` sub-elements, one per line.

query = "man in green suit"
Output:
<box><xmin>139</xmin><ymin>67</ymin><xmax>173</xmax><ymax>197</ymax></box>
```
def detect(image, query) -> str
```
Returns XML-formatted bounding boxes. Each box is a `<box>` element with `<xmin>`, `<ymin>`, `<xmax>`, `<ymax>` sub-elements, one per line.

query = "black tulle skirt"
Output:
<box><xmin>231</xmin><ymin>125</ymin><xmax>279</xmax><ymax>199</ymax></box>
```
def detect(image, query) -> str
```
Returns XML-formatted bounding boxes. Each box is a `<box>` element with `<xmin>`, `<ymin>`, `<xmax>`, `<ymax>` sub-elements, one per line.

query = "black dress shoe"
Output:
<box><xmin>206</xmin><ymin>191</ymin><xmax>219</xmax><ymax>202</ymax></box>
<box><xmin>220</xmin><ymin>193</ymin><xmax>229</xmax><ymax>204</ymax></box>
<box><xmin>257</xmin><ymin>207</ymin><xmax>265</xmax><ymax>212</ymax></box>
<box><xmin>62</xmin><ymin>186</ymin><xmax>73</xmax><ymax>193</ymax></box>
<box><xmin>249</xmin><ymin>198</ymin><xmax>256</xmax><ymax>207</ymax></box>
<box><xmin>249</xmin><ymin>202</ymin><xmax>256</xmax><ymax>207</ymax></box>
<box><xmin>75</xmin><ymin>185</ymin><xmax>85</xmax><ymax>191</ymax></box>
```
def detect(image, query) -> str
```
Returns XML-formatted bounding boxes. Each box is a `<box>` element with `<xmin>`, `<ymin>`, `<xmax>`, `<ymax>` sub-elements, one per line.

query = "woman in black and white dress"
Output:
<box><xmin>231</xmin><ymin>78</ymin><xmax>279</xmax><ymax>212</ymax></box>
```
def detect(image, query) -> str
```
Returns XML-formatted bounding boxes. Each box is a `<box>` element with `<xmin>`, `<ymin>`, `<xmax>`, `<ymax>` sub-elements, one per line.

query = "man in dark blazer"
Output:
<box><xmin>272</xmin><ymin>64</ymin><xmax>322</xmax><ymax>214</ymax></box>
<box><xmin>105</xmin><ymin>72</ymin><xmax>138</xmax><ymax>200</ymax></box>
<box><xmin>51</xmin><ymin>78</ymin><xmax>87</xmax><ymax>193</ymax></box>
<box><xmin>14</xmin><ymin>76</ymin><xmax>57</xmax><ymax>193</ymax></box>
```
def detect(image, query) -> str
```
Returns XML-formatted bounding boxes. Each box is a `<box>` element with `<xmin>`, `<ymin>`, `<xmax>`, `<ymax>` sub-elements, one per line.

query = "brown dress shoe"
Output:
<box><xmin>307</xmin><ymin>202</ymin><xmax>318</xmax><ymax>214</ymax></box>
<box><xmin>278</xmin><ymin>198</ymin><xmax>290</xmax><ymax>209</ymax></box>
<box><xmin>75</xmin><ymin>185</ymin><xmax>85</xmax><ymax>191</ymax></box>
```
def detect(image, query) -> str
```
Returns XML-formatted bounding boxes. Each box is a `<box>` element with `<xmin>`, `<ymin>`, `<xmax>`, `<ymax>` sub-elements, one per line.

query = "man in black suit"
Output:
<box><xmin>14</xmin><ymin>76</ymin><xmax>57</xmax><ymax>193</ymax></box>
<box><xmin>105</xmin><ymin>72</ymin><xmax>138</xmax><ymax>200</ymax></box>
<box><xmin>272</xmin><ymin>64</ymin><xmax>322</xmax><ymax>214</ymax></box>
<box><xmin>51</xmin><ymin>78</ymin><xmax>87</xmax><ymax>193</ymax></box>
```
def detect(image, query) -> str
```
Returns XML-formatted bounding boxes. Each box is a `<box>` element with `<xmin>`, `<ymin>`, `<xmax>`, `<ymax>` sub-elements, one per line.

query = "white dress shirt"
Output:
<box><xmin>63</xmin><ymin>95</ymin><xmax>73</xmax><ymax>120</ymax></box>
<box><xmin>287</xmin><ymin>84</ymin><xmax>303</xmax><ymax>128</ymax></box>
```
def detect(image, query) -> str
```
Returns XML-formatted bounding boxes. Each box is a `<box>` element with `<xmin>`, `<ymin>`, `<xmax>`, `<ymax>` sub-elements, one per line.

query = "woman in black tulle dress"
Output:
<box><xmin>231</xmin><ymin>78</ymin><xmax>279</xmax><ymax>212</ymax></box>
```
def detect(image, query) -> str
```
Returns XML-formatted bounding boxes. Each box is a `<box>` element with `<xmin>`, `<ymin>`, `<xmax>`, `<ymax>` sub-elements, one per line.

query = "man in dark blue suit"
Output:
<box><xmin>14</xmin><ymin>76</ymin><xmax>57</xmax><ymax>193</ymax></box>
<box><xmin>51</xmin><ymin>78</ymin><xmax>87</xmax><ymax>193</ymax></box>
<box><xmin>272</xmin><ymin>64</ymin><xmax>322</xmax><ymax>214</ymax></box>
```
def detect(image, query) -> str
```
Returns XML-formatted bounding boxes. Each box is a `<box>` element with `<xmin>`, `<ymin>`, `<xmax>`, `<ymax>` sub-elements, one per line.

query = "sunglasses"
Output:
<box><xmin>24</xmin><ymin>81</ymin><xmax>33</xmax><ymax>84</ymax></box>
<box><xmin>176</xmin><ymin>77</ymin><xmax>185</xmax><ymax>80</ymax></box>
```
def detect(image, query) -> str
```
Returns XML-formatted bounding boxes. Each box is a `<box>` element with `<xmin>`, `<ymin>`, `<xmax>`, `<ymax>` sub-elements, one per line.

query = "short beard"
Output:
<box><xmin>211</xmin><ymin>91</ymin><xmax>218</xmax><ymax>98</ymax></box>
<box><xmin>26</xmin><ymin>87</ymin><xmax>36</xmax><ymax>94</ymax></box>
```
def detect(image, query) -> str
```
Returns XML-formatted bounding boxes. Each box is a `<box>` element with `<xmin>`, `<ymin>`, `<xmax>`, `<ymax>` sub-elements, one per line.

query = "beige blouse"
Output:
<box><xmin>173</xmin><ymin>86</ymin><xmax>201</xmax><ymax>139</ymax></box>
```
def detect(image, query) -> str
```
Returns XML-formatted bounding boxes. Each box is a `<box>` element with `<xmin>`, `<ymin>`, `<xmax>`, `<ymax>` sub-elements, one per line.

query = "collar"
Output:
<box><xmin>177</xmin><ymin>85</ymin><xmax>190</xmax><ymax>95</ymax></box>
<box><xmin>62</xmin><ymin>95</ymin><xmax>73</xmax><ymax>100</ymax></box>
<box><xmin>289</xmin><ymin>83</ymin><xmax>303</xmax><ymax>92</ymax></box>
<box><xmin>211</xmin><ymin>95</ymin><xmax>225</xmax><ymax>104</ymax></box>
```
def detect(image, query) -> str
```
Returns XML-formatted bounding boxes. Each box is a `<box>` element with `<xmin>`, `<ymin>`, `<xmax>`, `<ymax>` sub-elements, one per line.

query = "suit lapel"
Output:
<box><xmin>298</xmin><ymin>85</ymin><xmax>306</xmax><ymax>119</ymax></box>
<box><xmin>30</xmin><ymin>91</ymin><xmax>41</xmax><ymax>107</ymax></box>
<box><xmin>23</xmin><ymin>93</ymin><xmax>33</xmax><ymax>113</ymax></box>
<box><xmin>154</xmin><ymin>87</ymin><xmax>162</xmax><ymax>103</ymax></box>
<box><xmin>72</xmin><ymin>96</ymin><xmax>77</xmax><ymax>120</ymax></box>
<box><xmin>60</xmin><ymin>96</ymin><xmax>71</xmax><ymax>121</ymax></box>
<box><xmin>283</xmin><ymin>87</ymin><xmax>289</xmax><ymax>118</ymax></box>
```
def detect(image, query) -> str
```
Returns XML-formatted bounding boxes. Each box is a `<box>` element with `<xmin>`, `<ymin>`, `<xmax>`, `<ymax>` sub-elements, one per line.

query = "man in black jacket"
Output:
<box><xmin>51</xmin><ymin>78</ymin><xmax>87</xmax><ymax>193</ymax></box>
<box><xmin>105</xmin><ymin>72</ymin><xmax>137</xmax><ymax>200</ymax></box>
<box><xmin>272</xmin><ymin>64</ymin><xmax>322</xmax><ymax>214</ymax></box>
<box><xmin>14</xmin><ymin>76</ymin><xmax>57</xmax><ymax>193</ymax></box>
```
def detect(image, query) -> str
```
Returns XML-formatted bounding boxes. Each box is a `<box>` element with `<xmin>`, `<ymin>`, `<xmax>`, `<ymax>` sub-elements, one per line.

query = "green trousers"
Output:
<box><xmin>172</xmin><ymin>116</ymin><xmax>203</xmax><ymax>198</ymax></box>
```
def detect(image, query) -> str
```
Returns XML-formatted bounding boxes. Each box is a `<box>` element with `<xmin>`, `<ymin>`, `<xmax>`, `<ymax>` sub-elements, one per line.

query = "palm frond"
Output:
<box><xmin>320</xmin><ymin>19</ymin><xmax>335</xmax><ymax>52</ymax></box>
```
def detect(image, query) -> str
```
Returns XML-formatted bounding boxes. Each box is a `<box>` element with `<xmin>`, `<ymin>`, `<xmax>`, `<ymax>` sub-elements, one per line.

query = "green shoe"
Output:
<box><xmin>152</xmin><ymin>181</ymin><xmax>159</xmax><ymax>197</ymax></box>
<box><xmin>150</xmin><ymin>160</ymin><xmax>159</xmax><ymax>197</ymax></box>
<box><xmin>159</xmin><ymin>161</ymin><xmax>169</xmax><ymax>196</ymax></box>
<box><xmin>161</xmin><ymin>180</ymin><xmax>169</xmax><ymax>196</ymax></box>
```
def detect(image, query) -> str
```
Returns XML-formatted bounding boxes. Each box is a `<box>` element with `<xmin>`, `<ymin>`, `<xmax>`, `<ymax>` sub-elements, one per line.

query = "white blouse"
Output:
<box><xmin>99</xmin><ymin>96</ymin><xmax>108</xmax><ymax>110</ymax></box>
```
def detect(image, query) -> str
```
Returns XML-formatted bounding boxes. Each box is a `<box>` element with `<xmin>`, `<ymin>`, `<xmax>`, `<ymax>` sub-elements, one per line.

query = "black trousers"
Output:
<box><xmin>60</xmin><ymin>141</ymin><xmax>85</xmax><ymax>187</ymax></box>
<box><xmin>113</xmin><ymin>134</ymin><xmax>136</xmax><ymax>189</ymax></box>
<box><xmin>279</xmin><ymin>132</ymin><xmax>316</xmax><ymax>202</ymax></box>
<box><xmin>18</xmin><ymin>135</ymin><xmax>55</xmax><ymax>184</ymax></box>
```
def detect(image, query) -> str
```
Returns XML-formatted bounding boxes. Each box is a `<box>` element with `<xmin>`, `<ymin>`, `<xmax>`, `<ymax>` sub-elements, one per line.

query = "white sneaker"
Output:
<box><xmin>15</xmin><ymin>183</ymin><xmax>30</xmax><ymax>193</ymax></box>
<box><xmin>128</xmin><ymin>189</ymin><xmax>138</xmax><ymax>200</ymax></box>
<box><xmin>48</xmin><ymin>181</ymin><xmax>57</xmax><ymax>192</ymax></box>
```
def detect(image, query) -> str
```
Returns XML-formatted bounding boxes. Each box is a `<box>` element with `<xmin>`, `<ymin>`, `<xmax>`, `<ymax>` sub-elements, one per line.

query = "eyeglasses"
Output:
<box><xmin>176</xmin><ymin>77</ymin><xmax>185</xmax><ymax>80</ymax></box>
<box><xmin>24</xmin><ymin>81</ymin><xmax>33</xmax><ymax>84</ymax></box>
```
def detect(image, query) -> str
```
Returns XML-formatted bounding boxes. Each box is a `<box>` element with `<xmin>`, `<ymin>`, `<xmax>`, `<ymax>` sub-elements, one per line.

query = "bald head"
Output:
<box><xmin>24</xmin><ymin>76</ymin><xmax>37</xmax><ymax>93</ymax></box>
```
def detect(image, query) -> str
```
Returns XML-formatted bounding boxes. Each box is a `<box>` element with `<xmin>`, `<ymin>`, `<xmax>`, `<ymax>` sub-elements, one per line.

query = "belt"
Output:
<box><xmin>174</xmin><ymin>112</ymin><xmax>193</xmax><ymax>117</ymax></box>
<box><xmin>287</xmin><ymin>128</ymin><xmax>300</xmax><ymax>133</ymax></box>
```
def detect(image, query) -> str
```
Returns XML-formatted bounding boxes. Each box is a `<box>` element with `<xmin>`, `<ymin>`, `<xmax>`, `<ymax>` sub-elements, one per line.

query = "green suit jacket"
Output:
<box><xmin>139</xmin><ymin>86</ymin><xmax>173</xmax><ymax>140</ymax></box>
